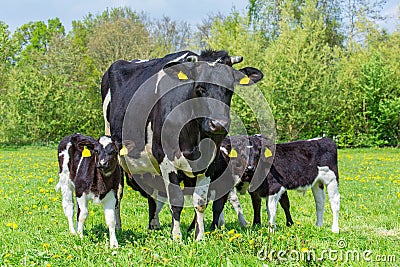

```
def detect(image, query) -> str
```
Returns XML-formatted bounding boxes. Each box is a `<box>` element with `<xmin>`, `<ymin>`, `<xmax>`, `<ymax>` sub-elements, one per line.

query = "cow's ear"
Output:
<box><xmin>236</xmin><ymin>67</ymin><xmax>263</xmax><ymax>85</ymax></box>
<box><xmin>163</xmin><ymin>62</ymin><xmax>194</xmax><ymax>81</ymax></box>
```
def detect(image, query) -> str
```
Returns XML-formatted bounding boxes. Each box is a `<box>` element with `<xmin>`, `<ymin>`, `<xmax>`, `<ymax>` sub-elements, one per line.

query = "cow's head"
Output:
<box><xmin>163</xmin><ymin>50</ymin><xmax>263</xmax><ymax>138</ymax></box>
<box><xmin>95</xmin><ymin>136</ymin><xmax>121</xmax><ymax>176</ymax></box>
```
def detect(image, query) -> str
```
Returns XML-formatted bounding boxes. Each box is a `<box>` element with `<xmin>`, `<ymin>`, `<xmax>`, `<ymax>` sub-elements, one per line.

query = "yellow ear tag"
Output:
<box><xmin>228</xmin><ymin>148</ymin><xmax>238</xmax><ymax>158</ymax></box>
<box><xmin>239</xmin><ymin>75</ymin><xmax>250</xmax><ymax>85</ymax></box>
<box><xmin>177</xmin><ymin>71</ymin><xmax>188</xmax><ymax>80</ymax></box>
<box><xmin>264</xmin><ymin>148</ymin><xmax>272</xmax><ymax>158</ymax></box>
<box><xmin>120</xmin><ymin>145</ymin><xmax>128</xmax><ymax>156</ymax></box>
<box><xmin>82</xmin><ymin>146</ymin><xmax>91</xmax><ymax>158</ymax></box>
<box><xmin>180</xmin><ymin>180</ymin><xmax>185</xmax><ymax>189</ymax></box>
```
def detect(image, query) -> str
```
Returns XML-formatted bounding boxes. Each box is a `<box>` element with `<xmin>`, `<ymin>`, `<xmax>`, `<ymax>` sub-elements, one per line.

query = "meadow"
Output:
<box><xmin>0</xmin><ymin>146</ymin><xmax>398</xmax><ymax>266</ymax></box>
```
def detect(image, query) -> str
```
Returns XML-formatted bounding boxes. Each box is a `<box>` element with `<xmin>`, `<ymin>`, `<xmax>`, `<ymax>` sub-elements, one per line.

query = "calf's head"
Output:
<box><xmin>95</xmin><ymin>136</ymin><xmax>121</xmax><ymax>176</ymax></box>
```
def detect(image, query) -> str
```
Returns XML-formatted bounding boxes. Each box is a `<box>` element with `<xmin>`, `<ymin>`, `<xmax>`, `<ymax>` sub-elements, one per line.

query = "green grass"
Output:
<box><xmin>0</xmin><ymin>146</ymin><xmax>399</xmax><ymax>266</ymax></box>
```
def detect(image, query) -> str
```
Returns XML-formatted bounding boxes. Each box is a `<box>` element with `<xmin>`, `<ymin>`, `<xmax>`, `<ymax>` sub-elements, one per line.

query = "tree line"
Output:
<box><xmin>0</xmin><ymin>1</ymin><xmax>399</xmax><ymax>147</ymax></box>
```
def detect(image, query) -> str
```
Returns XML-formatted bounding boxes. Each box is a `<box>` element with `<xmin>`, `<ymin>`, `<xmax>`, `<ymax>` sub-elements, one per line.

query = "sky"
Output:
<box><xmin>0</xmin><ymin>0</ymin><xmax>248</xmax><ymax>33</ymax></box>
<box><xmin>0</xmin><ymin>0</ymin><xmax>398</xmax><ymax>33</ymax></box>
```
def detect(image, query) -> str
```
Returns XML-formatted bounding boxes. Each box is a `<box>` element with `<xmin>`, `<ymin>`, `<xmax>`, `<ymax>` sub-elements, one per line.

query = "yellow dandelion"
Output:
<box><xmin>46</xmin><ymin>264</ymin><xmax>51</xmax><ymax>267</ymax></box>
<box><xmin>6</xmin><ymin>223</ymin><xmax>12</xmax><ymax>227</ymax></box>
<box><xmin>47</xmin><ymin>178</ymin><xmax>55</xmax><ymax>184</ymax></box>
<box><xmin>143</xmin><ymin>247</ymin><xmax>150</xmax><ymax>251</ymax></box>
<box><xmin>249</xmin><ymin>239</ymin><xmax>254</xmax><ymax>245</ymax></box>
<box><xmin>66</xmin><ymin>255</ymin><xmax>73</xmax><ymax>259</ymax></box>
<box><xmin>4</xmin><ymin>253</ymin><xmax>11</xmax><ymax>258</ymax></box>
<box><xmin>301</xmin><ymin>248</ymin><xmax>309</xmax><ymax>253</ymax></box>
<box><xmin>357</xmin><ymin>194</ymin><xmax>362</xmax><ymax>197</ymax></box>
<box><xmin>234</xmin><ymin>233</ymin><xmax>242</xmax><ymax>239</ymax></box>
<box><xmin>44</xmin><ymin>205</ymin><xmax>49</xmax><ymax>210</ymax></box>
<box><xmin>228</xmin><ymin>229</ymin><xmax>235</xmax><ymax>235</ymax></box>
<box><xmin>53</xmin><ymin>254</ymin><xmax>61</xmax><ymax>259</ymax></box>
<box><xmin>229</xmin><ymin>236</ymin><xmax>235</xmax><ymax>242</ymax></box>
<box><xmin>43</xmin><ymin>243</ymin><xmax>50</xmax><ymax>250</ymax></box>
<box><xmin>12</xmin><ymin>223</ymin><xmax>18</xmax><ymax>229</ymax></box>
<box><xmin>396</xmin><ymin>192</ymin><xmax>400</xmax><ymax>198</ymax></box>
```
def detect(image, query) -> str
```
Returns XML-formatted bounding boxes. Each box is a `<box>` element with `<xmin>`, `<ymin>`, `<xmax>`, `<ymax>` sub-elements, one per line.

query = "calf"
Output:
<box><xmin>210</xmin><ymin>135</ymin><xmax>293</xmax><ymax>230</ymax></box>
<box><xmin>56</xmin><ymin>134</ymin><xmax>122</xmax><ymax>248</ymax></box>
<box><xmin>252</xmin><ymin>137</ymin><xmax>340</xmax><ymax>233</ymax></box>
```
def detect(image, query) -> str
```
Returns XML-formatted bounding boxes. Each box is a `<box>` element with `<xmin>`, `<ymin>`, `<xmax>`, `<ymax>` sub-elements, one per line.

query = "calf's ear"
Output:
<box><xmin>77</xmin><ymin>141</ymin><xmax>95</xmax><ymax>151</ymax></box>
<box><xmin>236</xmin><ymin>67</ymin><xmax>264</xmax><ymax>85</ymax></box>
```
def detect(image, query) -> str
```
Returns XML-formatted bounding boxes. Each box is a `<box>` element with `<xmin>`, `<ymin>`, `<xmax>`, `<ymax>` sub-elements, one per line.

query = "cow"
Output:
<box><xmin>101</xmin><ymin>50</ymin><xmax>263</xmax><ymax>240</ymax></box>
<box><xmin>214</xmin><ymin>136</ymin><xmax>340</xmax><ymax>233</ymax></box>
<box><xmin>56</xmin><ymin>134</ymin><xmax>122</xmax><ymax>248</ymax></box>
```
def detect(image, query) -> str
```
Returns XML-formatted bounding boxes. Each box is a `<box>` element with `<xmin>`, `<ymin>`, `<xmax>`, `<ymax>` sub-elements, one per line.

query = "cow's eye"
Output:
<box><xmin>186</xmin><ymin>55</ymin><xmax>198</xmax><ymax>63</ymax></box>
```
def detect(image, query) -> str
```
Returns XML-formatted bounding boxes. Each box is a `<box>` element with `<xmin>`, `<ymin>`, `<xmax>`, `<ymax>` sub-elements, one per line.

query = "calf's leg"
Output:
<box><xmin>279</xmin><ymin>191</ymin><xmax>294</xmax><ymax>226</ymax></box>
<box><xmin>311</xmin><ymin>183</ymin><xmax>326</xmax><ymax>227</ymax></box>
<box><xmin>227</xmin><ymin>189</ymin><xmax>247</xmax><ymax>227</ymax></box>
<box><xmin>267</xmin><ymin>186</ymin><xmax>286</xmax><ymax>231</ymax></box>
<box><xmin>102</xmin><ymin>190</ymin><xmax>118</xmax><ymax>248</ymax></box>
<box><xmin>192</xmin><ymin>174</ymin><xmax>210</xmax><ymax>241</ymax></box>
<box><xmin>250</xmin><ymin>192</ymin><xmax>262</xmax><ymax>226</ymax></box>
<box><xmin>326</xmin><ymin>179</ymin><xmax>340</xmax><ymax>233</ymax></box>
<box><xmin>76</xmin><ymin>193</ymin><xmax>89</xmax><ymax>236</ymax></box>
<box><xmin>57</xmin><ymin>175</ymin><xmax>76</xmax><ymax>234</ymax></box>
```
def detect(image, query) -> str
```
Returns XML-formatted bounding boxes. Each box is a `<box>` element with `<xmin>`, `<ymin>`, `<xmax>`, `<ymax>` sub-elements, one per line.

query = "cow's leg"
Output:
<box><xmin>250</xmin><ymin>192</ymin><xmax>262</xmax><ymax>226</ymax></box>
<box><xmin>228</xmin><ymin>189</ymin><xmax>247</xmax><ymax>227</ymax></box>
<box><xmin>115</xmin><ymin>176</ymin><xmax>124</xmax><ymax>231</ymax></box>
<box><xmin>211</xmin><ymin>193</ymin><xmax>229</xmax><ymax>230</ymax></box>
<box><xmin>148</xmin><ymin>193</ymin><xmax>165</xmax><ymax>230</ymax></box>
<box><xmin>76</xmin><ymin>193</ymin><xmax>89</xmax><ymax>237</ymax></box>
<box><xmin>279</xmin><ymin>191</ymin><xmax>294</xmax><ymax>226</ymax></box>
<box><xmin>163</xmin><ymin>171</ymin><xmax>184</xmax><ymax>240</ymax></box>
<box><xmin>267</xmin><ymin>187</ymin><xmax>286</xmax><ymax>231</ymax></box>
<box><xmin>193</xmin><ymin>174</ymin><xmax>210</xmax><ymax>241</ymax></box>
<box><xmin>57</xmin><ymin>174</ymin><xmax>76</xmax><ymax>234</ymax></box>
<box><xmin>311</xmin><ymin>183</ymin><xmax>326</xmax><ymax>228</ymax></box>
<box><xmin>101</xmin><ymin>190</ymin><xmax>118</xmax><ymax>248</ymax></box>
<box><xmin>326</xmin><ymin>179</ymin><xmax>340</xmax><ymax>233</ymax></box>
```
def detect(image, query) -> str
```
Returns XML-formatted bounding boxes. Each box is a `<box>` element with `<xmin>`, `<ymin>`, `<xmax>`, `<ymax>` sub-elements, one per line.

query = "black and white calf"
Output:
<box><xmin>210</xmin><ymin>135</ymin><xmax>293</xmax><ymax>230</ymax></box>
<box><xmin>253</xmin><ymin>137</ymin><xmax>340</xmax><ymax>233</ymax></box>
<box><xmin>56</xmin><ymin>134</ymin><xmax>122</xmax><ymax>248</ymax></box>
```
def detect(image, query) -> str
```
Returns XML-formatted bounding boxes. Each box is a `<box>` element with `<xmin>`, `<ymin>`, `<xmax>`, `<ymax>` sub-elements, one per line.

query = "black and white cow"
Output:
<box><xmin>101</xmin><ymin>50</ymin><xmax>263</xmax><ymax>240</ymax></box>
<box><xmin>56</xmin><ymin>134</ymin><xmax>122</xmax><ymax>248</ymax></box>
<box><xmin>217</xmin><ymin>136</ymin><xmax>340</xmax><ymax>233</ymax></box>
